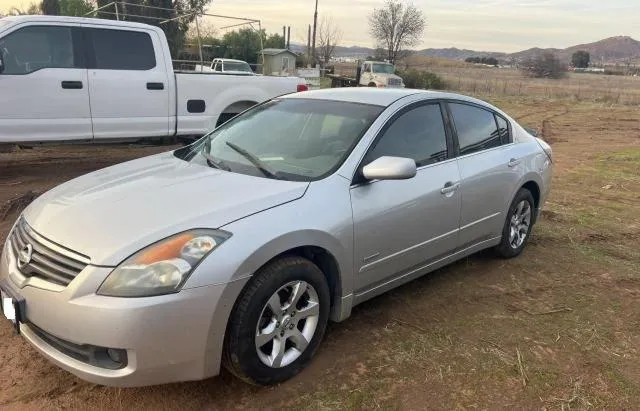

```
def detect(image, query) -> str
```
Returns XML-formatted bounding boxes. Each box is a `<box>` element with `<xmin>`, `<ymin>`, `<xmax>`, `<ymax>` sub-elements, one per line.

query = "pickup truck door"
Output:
<box><xmin>84</xmin><ymin>26</ymin><xmax>170</xmax><ymax>139</ymax></box>
<box><xmin>0</xmin><ymin>24</ymin><xmax>92</xmax><ymax>143</ymax></box>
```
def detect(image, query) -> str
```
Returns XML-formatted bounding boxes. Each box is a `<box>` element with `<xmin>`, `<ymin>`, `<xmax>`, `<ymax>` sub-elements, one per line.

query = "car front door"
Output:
<box><xmin>0</xmin><ymin>24</ymin><xmax>91</xmax><ymax>143</ymax></box>
<box><xmin>85</xmin><ymin>26</ymin><xmax>170</xmax><ymax>139</ymax></box>
<box><xmin>350</xmin><ymin>102</ymin><xmax>461</xmax><ymax>293</ymax></box>
<box><xmin>447</xmin><ymin>101</ymin><xmax>523</xmax><ymax>249</ymax></box>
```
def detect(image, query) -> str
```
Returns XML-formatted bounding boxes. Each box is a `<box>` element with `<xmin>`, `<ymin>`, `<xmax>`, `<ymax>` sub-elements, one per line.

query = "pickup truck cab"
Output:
<box><xmin>0</xmin><ymin>16</ymin><xmax>306</xmax><ymax>144</ymax></box>
<box><xmin>195</xmin><ymin>58</ymin><xmax>254</xmax><ymax>75</ymax></box>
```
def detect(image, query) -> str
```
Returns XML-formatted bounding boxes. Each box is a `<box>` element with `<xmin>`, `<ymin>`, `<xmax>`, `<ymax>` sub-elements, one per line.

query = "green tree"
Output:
<box><xmin>40</xmin><ymin>0</ymin><xmax>60</xmax><ymax>15</ymax></box>
<box><xmin>58</xmin><ymin>0</ymin><xmax>93</xmax><ymax>16</ymax></box>
<box><xmin>571</xmin><ymin>50</ymin><xmax>590</xmax><ymax>68</ymax></box>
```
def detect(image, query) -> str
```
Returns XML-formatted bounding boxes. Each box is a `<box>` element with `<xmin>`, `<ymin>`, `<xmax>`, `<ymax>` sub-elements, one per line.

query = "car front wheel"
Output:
<box><xmin>223</xmin><ymin>256</ymin><xmax>330</xmax><ymax>385</ymax></box>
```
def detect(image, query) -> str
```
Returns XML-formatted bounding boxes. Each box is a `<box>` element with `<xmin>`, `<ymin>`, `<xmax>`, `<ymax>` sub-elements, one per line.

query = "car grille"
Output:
<box><xmin>388</xmin><ymin>78</ymin><xmax>402</xmax><ymax>86</ymax></box>
<box><xmin>9</xmin><ymin>218</ymin><xmax>89</xmax><ymax>287</ymax></box>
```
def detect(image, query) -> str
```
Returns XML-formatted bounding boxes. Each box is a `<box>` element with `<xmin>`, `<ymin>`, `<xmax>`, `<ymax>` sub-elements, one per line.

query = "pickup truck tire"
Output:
<box><xmin>223</xmin><ymin>256</ymin><xmax>330</xmax><ymax>386</ymax></box>
<box><xmin>216</xmin><ymin>112</ymin><xmax>238</xmax><ymax>127</ymax></box>
<box><xmin>368</xmin><ymin>82</ymin><xmax>377</xmax><ymax>87</ymax></box>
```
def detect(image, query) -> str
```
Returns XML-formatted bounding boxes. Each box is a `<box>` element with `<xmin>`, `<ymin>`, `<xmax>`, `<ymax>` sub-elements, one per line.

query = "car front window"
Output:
<box><xmin>372</xmin><ymin>63</ymin><xmax>394</xmax><ymax>74</ymax></box>
<box><xmin>189</xmin><ymin>99</ymin><xmax>383</xmax><ymax>181</ymax></box>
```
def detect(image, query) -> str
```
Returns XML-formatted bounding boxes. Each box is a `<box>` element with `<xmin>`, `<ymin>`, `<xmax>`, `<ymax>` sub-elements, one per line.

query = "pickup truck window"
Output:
<box><xmin>192</xmin><ymin>99</ymin><xmax>384</xmax><ymax>181</ymax></box>
<box><xmin>89</xmin><ymin>28</ymin><xmax>156</xmax><ymax>70</ymax></box>
<box><xmin>224</xmin><ymin>61</ymin><xmax>252</xmax><ymax>72</ymax></box>
<box><xmin>0</xmin><ymin>26</ymin><xmax>76</xmax><ymax>74</ymax></box>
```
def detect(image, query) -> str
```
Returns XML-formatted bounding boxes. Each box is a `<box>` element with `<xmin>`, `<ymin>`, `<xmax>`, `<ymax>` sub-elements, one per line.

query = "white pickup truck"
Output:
<box><xmin>0</xmin><ymin>16</ymin><xmax>307</xmax><ymax>144</ymax></box>
<box><xmin>194</xmin><ymin>58</ymin><xmax>255</xmax><ymax>75</ymax></box>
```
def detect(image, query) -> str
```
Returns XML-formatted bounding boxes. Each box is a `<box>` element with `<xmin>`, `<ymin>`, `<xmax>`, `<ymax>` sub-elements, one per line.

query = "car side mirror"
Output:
<box><xmin>362</xmin><ymin>156</ymin><xmax>417</xmax><ymax>181</ymax></box>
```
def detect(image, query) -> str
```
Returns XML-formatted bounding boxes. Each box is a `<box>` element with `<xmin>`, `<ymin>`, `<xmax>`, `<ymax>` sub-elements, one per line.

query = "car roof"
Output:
<box><xmin>282</xmin><ymin>88</ymin><xmax>491</xmax><ymax>108</ymax></box>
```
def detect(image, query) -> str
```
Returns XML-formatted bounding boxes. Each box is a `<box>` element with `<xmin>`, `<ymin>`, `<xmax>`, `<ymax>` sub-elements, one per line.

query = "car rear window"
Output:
<box><xmin>449</xmin><ymin>103</ymin><xmax>502</xmax><ymax>155</ymax></box>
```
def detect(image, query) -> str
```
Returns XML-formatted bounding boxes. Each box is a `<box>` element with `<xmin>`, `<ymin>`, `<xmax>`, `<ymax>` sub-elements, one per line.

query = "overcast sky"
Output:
<box><xmin>2</xmin><ymin>0</ymin><xmax>638</xmax><ymax>52</ymax></box>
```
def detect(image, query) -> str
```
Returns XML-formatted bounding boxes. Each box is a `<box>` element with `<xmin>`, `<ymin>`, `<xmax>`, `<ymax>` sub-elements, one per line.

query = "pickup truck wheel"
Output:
<box><xmin>216</xmin><ymin>113</ymin><xmax>237</xmax><ymax>127</ymax></box>
<box><xmin>368</xmin><ymin>82</ymin><xmax>377</xmax><ymax>87</ymax></box>
<box><xmin>223</xmin><ymin>256</ymin><xmax>330</xmax><ymax>386</ymax></box>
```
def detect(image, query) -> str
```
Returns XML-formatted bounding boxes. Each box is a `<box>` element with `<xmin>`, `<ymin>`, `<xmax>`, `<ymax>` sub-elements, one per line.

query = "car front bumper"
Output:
<box><xmin>0</xmin><ymin>236</ymin><xmax>245</xmax><ymax>387</ymax></box>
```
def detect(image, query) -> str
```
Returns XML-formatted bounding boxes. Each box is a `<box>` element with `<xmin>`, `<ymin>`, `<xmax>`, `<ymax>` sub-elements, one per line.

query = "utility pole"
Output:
<box><xmin>307</xmin><ymin>24</ymin><xmax>311</xmax><ymax>65</ymax></box>
<box><xmin>311</xmin><ymin>0</ymin><xmax>318</xmax><ymax>67</ymax></box>
<box><xmin>287</xmin><ymin>26</ymin><xmax>291</xmax><ymax>49</ymax></box>
<box><xmin>282</xmin><ymin>26</ymin><xmax>286</xmax><ymax>48</ymax></box>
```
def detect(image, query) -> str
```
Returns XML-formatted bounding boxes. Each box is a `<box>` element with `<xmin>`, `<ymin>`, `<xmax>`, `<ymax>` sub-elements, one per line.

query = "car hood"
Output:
<box><xmin>23</xmin><ymin>152</ymin><xmax>309</xmax><ymax>266</ymax></box>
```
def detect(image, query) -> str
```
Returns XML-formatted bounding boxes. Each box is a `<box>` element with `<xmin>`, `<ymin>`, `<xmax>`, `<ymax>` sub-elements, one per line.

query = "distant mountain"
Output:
<box><xmin>293</xmin><ymin>36</ymin><xmax>640</xmax><ymax>64</ymax></box>
<box><xmin>417</xmin><ymin>47</ymin><xmax>506</xmax><ymax>60</ymax></box>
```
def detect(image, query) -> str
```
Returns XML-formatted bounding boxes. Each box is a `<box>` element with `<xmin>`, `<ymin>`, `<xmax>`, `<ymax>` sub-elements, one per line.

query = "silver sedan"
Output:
<box><xmin>0</xmin><ymin>88</ymin><xmax>552</xmax><ymax>387</ymax></box>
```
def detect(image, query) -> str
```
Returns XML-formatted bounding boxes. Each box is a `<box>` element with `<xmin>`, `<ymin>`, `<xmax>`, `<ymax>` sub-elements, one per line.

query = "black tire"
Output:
<box><xmin>216</xmin><ymin>112</ymin><xmax>237</xmax><ymax>127</ymax></box>
<box><xmin>368</xmin><ymin>82</ymin><xmax>377</xmax><ymax>87</ymax></box>
<box><xmin>495</xmin><ymin>188</ymin><xmax>535</xmax><ymax>258</ymax></box>
<box><xmin>222</xmin><ymin>256</ymin><xmax>330</xmax><ymax>386</ymax></box>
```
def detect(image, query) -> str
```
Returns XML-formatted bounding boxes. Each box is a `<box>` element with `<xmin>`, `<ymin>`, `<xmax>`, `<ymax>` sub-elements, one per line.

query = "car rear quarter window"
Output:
<box><xmin>365</xmin><ymin>103</ymin><xmax>448</xmax><ymax>167</ymax></box>
<box><xmin>89</xmin><ymin>28</ymin><xmax>156</xmax><ymax>70</ymax></box>
<box><xmin>496</xmin><ymin>114</ymin><xmax>510</xmax><ymax>143</ymax></box>
<box><xmin>449</xmin><ymin>103</ymin><xmax>502</xmax><ymax>156</ymax></box>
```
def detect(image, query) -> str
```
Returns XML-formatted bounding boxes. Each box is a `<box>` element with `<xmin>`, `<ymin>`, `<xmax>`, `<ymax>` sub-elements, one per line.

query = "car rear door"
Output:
<box><xmin>446</xmin><ymin>101</ymin><xmax>524</xmax><ymax>249</ymax></box>
<box><xmin>0</xmin><ymin>24</ymin><xmax>91</xmax><ymax>143</ymax></box>
<box><xmin>350</xmin><ymin>102</ymin><xmax>461</xmax><ymax>293</ymax></box>
<box><xmin>84</xmin><ymin>25</ymin><xmax>170</xmax><ymax>139</ymax></box>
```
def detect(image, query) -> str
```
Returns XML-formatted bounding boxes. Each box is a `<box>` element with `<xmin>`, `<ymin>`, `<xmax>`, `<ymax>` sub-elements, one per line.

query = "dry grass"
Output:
<box><xmin>403</xmin><ymin>55</ymin><xmax>640</xmax><ymax>105</ymax></box>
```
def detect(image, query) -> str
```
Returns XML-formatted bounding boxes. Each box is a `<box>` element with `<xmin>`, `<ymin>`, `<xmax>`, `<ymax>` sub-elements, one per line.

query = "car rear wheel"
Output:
<box><xmin>495</xmin><ymin>188</ymin><xmax>535</xmax><ymax>258</ymax></box>
<box><xmin>223</xmin><ymin>256</ymin><xmax>330</xmax><ymax>385</ymax></box>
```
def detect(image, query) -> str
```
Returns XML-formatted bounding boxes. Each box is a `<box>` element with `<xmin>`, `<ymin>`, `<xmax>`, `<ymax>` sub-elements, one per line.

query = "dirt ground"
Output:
<box><xmin>0</xmin><ymin>98</ymin><xmax>639</xmax><ymax>410</ymax></box>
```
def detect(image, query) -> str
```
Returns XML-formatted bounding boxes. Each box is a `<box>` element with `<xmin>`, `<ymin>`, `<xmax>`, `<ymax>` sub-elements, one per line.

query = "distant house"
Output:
<box><xmin>259</xmin><ymin>48</ymin><xmax>298</xmax><ymax>75</ymax></box>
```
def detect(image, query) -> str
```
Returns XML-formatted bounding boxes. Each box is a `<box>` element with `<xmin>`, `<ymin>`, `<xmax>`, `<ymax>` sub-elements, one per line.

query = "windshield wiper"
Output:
<box><xmin>200</xmin><ymin>150</ymin><xmax>231</xmax><ymax>171</ymax></box>
<box><xmin>225</xmin><ymin>141</ymin><xmax>280</xmax><ymax>179</ymax></box>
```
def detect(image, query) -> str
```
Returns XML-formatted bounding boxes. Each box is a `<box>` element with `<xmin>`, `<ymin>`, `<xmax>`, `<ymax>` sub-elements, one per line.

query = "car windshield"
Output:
<box><xmin>224</xmin><ymin>61</ymin><xmax>252</xmax><ymax>72</ymax></box>
<box><xmin>372</xmin><ymin>63</ymin><xmax>395</xmax><ymax>74</ymax></box>
<box><xmin>184</xmin><ymin>99</ymin><xmax>383</xmax><ymax>181</ymax></box>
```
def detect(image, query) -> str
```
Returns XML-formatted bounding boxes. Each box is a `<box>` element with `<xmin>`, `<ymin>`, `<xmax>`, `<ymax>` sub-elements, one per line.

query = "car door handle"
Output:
<box><xmin>508</xmin><ymin>158</ymin><xmax>522</xmax><ymax>168</ymax></box>
<box><xmin>147</xmin><ymin>82</ymin><xmax>164</xmax><ymax>90</ymax></box>
<box><xmin>61</xmin><ymin>81</ymin><xmax>83</xmax><ymax>89</ymax></box>
<box><xmin>441</xmin><ymin>181</ymin><xmax>460</xmax><ymax>195</ymax></box>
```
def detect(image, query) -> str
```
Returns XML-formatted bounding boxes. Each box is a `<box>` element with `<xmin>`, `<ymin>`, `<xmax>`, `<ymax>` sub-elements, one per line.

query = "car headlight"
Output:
<box><xmin>98</xmin><ymin>229</ymin><xmax>231</xmax><ymax>297</ymax></box>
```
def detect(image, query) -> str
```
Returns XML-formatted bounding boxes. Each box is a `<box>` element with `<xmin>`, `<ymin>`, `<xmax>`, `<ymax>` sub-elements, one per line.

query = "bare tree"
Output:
<box><xmin>317</xmin><ymin>15</ymin><xmax>342</xmax><ymax>65</ymax></box>
<box><xmin>187</xmin><ymin>19</ymin><xmax>218</xmax><ymax>41</ymax></box>
<box><xmin>7</xmin><ymin>3</ymin><xmax>40</xmax><ymax>14</ymax></box>
<box><xmin>368</xmin><ymin>0</ymin><xmax>425</xmax><ymax>64</ymax></box>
